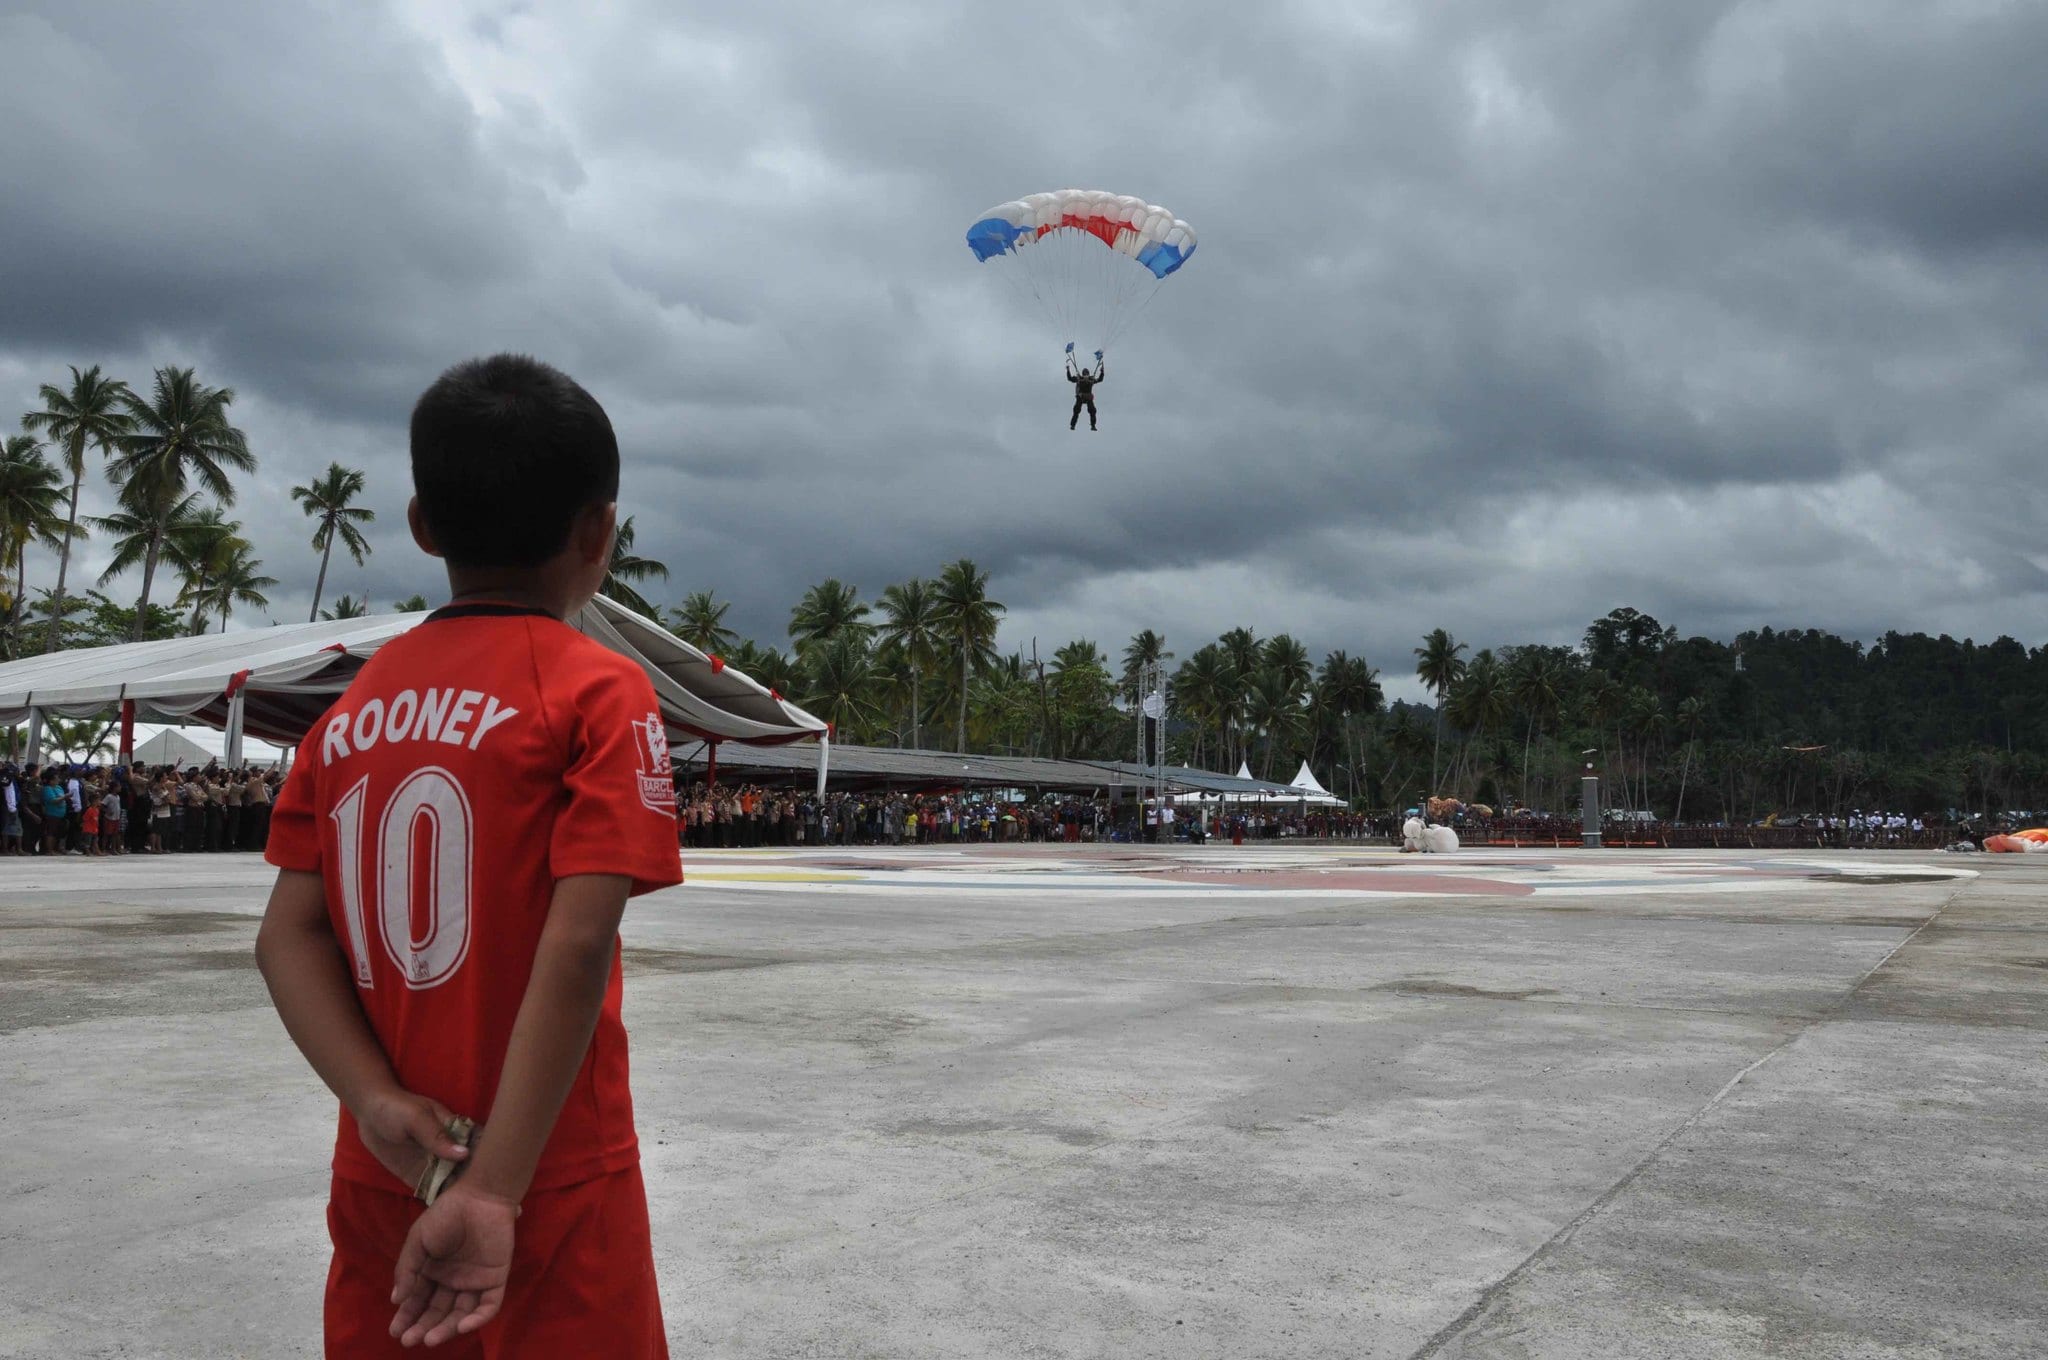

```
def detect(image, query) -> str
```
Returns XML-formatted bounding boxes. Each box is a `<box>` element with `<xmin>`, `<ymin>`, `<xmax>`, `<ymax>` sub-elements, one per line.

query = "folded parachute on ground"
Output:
<box><xmin>1983</xmin><ymin>828</ymin><xmax>2048</xmax><ymax>852</ymax></box>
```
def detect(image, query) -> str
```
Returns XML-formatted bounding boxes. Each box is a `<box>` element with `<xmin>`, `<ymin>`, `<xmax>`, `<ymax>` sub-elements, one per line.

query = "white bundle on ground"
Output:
<box><xmin>1402</xmin><ymin>818</ymin><xmax>1460</xmax><ymax>853</ymax></box>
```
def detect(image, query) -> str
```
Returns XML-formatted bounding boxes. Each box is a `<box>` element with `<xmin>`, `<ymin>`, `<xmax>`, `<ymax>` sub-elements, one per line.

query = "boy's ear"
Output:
<box><xmin>406</xmin><ymin>498</ymin><xmax>444</xmax><ymax>558</ymax></box>
<box><xmin>576</xmin><ymin>501</ymin><xmax>619</xmax><ymax>567</ymax></box>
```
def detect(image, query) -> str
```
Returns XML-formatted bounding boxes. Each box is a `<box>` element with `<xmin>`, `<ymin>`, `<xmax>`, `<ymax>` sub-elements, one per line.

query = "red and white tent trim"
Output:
<box><xmin>0</xmin><ymin>595</ymin><xmax>830</xmax><ymax>786</ymax></box>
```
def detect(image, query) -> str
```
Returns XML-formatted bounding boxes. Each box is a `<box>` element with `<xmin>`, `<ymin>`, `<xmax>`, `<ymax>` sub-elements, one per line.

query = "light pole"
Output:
<box><xmin>1580</xmin><ymin>748</ymin><xmax>1601</xmax><ymax>848</ymax></box>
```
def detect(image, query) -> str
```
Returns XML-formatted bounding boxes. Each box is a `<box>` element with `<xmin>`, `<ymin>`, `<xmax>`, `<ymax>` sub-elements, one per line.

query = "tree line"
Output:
<box><xmin>7</xmin><ymin>369</ymin><xmax>2045</xmax><ymax>818</ymax></box>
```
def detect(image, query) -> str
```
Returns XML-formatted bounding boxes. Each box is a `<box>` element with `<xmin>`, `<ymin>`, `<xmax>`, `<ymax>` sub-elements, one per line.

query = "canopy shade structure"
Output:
<box><xmin>1086</xmin><ymin>761</ymin><xmax>1307</xmax><ymax>800</ymax></box>
<box><xmin>673</xmin><ymin>740</ymin><xmax>1119</xmax><ymax>794</ymax></box>
<box><xmin>0</xmin><ymin>595</ymin><xmax>827</xmax><ymax>756</ymax></box>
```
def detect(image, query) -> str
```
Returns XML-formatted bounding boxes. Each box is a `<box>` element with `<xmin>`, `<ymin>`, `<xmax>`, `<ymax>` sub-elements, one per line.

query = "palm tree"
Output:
<box><xmin>801</xmin><ymin>632</ymin><xmax>882</xmax><ymax>736</ymax></box>
<box><xmin>21</xmin><ymin>365</ymin><xmax>134</xmax><ymax>652</ymax></box>
<box><xmin>291</xmin><ymin>462</ymin><xmax>374</xmax><ymax>622</ymax></box>
<box><xmin>1217</xmin><ymin>627</ymin><xmax>1263</xmax><ymax>768</ymax></box>
<box><xmin>1626</xmin><ymin>687</ymin><xmax>1664</xmax><ymax>814</ymax></box>
<box><xmin>1445</xmin><ymin>651</ymin><xmax>1510</xmax><ymax>796</ymax></box>
<box><xmin>1674</xmin><ymin>696</ymin><xmax>1708</xmax><ymax>824</ymax></box>
<box><xmin>1264</xmin><ymin>635</ymin><xmax>1313</xmax><ymax>698</ymax></box>
<box><xmin>199</xmin><ymin>543</ymin><xmax>277</xmax><ymax>632</ymax></box>
<box><xmin>1243</xmin><ymin>668</ymin><xmax>1304</xmax><ymax>780</ymax></box>
<box><xmin>789</xmin><ymin>579</ymin><xmax>873</xmax><ymax>658</ymax></box>
<box><xmin>0</xmin><ymin>436</ymin><xmax>69</xmax><ymax>656</ymax></box>
<box><xmin>163</xmin><ymin>506</ymin><xmax>241</xmax><ymax>634</ymax></box>
<box><xmin>394</xmin><ymin>593</ymin><xmax>432</xmax><ymax>613</ymax></box>
<box><xmin>92</xmin><ymin>489</ymin><xmax>203</xmax><ymax>599</ymax></box>
<box><xmin>1316</xmin><ymin>651</ymin><xmax>1383</xmax><ymax>801</ymax></box>
<box><xmin>1508</xmin><ymin>649</ymin><xmax>1566</xmax><ymax>809</ymax></box>
<box><xmin>1120</xmin><ymin>629</ymin><xmax>1173</xmax><ymax>704</ymax></box>
<box><xmin>104</xmin><ymin>367</ymin><xmax>254</xmax><ymax>640</ymax></box>
<box><xmin>321</xmin><ymin>594</ymin><xmax>369</xmax><ymax>621</ymax></box>
<box><xmin>598</xmin><ymin>516</ymin><xmax>669</xmax><ymax>618</ymax></box>
<box><xmin>671</xmin><ymin>590</ymin><xmax>739</xmax><ymax>654</ymax></box>
<box><xmin>875</xmin><ymin>579</ymin><xmax>941</xmax><ymax>749</ymax></box>
<box><xmin>931</xmin><ymin>558</ymin><xmax>1003</xmax><ymax>754</ymax></box>
<box><xmin>1172</xmin><ymin>645</ymin><xmax>1233</xmax><ymax>769</ymax></box>
<box><xmin>1414</xmin><ymin>629</ymin><xmax>1468</xmax><ymax>795</ymax></box>
<box><xmin>729</xmin><ymin>640</ymin><xmax>802</xmax><ymax>700</ymax></box>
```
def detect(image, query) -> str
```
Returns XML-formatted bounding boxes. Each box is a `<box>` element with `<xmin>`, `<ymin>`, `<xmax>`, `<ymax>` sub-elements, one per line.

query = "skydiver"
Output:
<box><xmin>1067</xmin><ymin>347</ymin><xmax>1103</xmax><ymax>430</ymax></box>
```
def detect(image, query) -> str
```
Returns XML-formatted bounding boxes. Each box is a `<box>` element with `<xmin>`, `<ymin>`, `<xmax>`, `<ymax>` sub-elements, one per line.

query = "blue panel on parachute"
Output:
<box><xmin>1135</xmin><ymin>240</ymin><xmax>1195</xmax><ymax>279</ymax></box>
<box><xmin>965</xmin><ymin>217</ymin><xmax>1030</xmax><ymax>261</ymax></box>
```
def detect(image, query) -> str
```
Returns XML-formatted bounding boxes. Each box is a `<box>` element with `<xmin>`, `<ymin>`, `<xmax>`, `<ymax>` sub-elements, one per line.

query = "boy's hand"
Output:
<box><xmin>355</xmin><ymin>1089</ymin><xmax>470</xmax><ymax>1192</ymax></box>
<box><xmin>389</xmin><ymin>1183</ymin><xmax>518</xmax><ymax>1347</ymax></box>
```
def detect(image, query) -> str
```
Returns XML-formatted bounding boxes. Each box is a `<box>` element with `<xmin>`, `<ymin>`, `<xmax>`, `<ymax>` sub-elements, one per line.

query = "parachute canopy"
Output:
<box><xmin>965</xmin><ymin>188</ymin><xmax>1196</xmax><ymax>355</ymax></box>
<box><xmin>1984</xmin><ymin>828</ymin><xmax>2048</xmax><ymax>853</ymax></box>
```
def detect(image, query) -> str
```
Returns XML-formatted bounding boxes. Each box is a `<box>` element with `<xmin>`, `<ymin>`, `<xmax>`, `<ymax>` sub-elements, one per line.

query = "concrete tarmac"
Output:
<box><xmin>0</xmin><ymin>846</ymin><xmax>2041</xmax><ymax>1358</ymax></box>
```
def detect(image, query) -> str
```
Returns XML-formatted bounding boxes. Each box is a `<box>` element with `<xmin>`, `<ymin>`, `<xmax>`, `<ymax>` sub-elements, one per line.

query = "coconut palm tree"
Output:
<box><xmin>0</xmin><ymin>436</ymin><xmax>70</xmax><ymax>656</ymax></box>
<box><xmin>394</xmin><ymin>594</ymin><xmax>432</xmax><ymax>613</ymax></box>
<box><xmin>163</xmin><ymin>506</ymin><xmax>241</xmax><ymax>634</ymax></box>
<box><xmin>198</xmin><ymin>543</ymin><xmax>277</xmax><ymax>632</ymax></box>
<box><xmin>1626</xmin><ymin>687</ymin><xmax>1664</xmax><ymax>814</ymax></box>
<box><xmin>21</xmin><ymin>365</ymin><xmax>134</xmax><ymax>652</ymax></box>
<box><xmin>291</xmin><ymin>462</ymin><xmax>374</xmax><ymax>622</ymax></box>
<box><xmin>598</xmin><ymin>516</ymin><xmax>669</xmax><ymax>619</ymax></box>
<box><xmin>1172</xmin><ymin>645</ymin><xmax>1233</xmax><ymax>769</ymax></box>
<box><xmin>103</xmin><ymin>367</ymin><xmax>254</xmax><ymax>640</ymax></box>
<box><xmin>801</xmin><ymin>632</ymin><xmax>882</xmax><ymax>737</ymax></box>
<box><xmin>1413</xmin><ymin>628</ymin><xmax>1468</xmax><ymax>795</ymax></box>
<box><xmin>321</xmin><ymin>595</ymin><xmax>369</xmax><ymax>621</ymax></box>
<box><xmin>789</xmin><ymin>579</ymin><xmax>873</xmax><ymax>658</ymax></box>
<box><xmin>1445</xmin><ymin>651</ymin><xmax>1510</xmax><ymax>796</ymax></box>
<box><xmin>1264</xmin><ymin>635</ymin><xmax>1313</xmax><ymax>698</ymax></box>
<box><xmin>92</xmin><ymin>489</ymin><xmax>204</xmax><ymax>598</ymax></box>
<box><xmin>932</xmin><ymin>558</ymin><xmax>1003</xmax><ymax>754</ymax></box>
<box><xmin>1316</xmin><ymin>651</ymin><xmax>1383</xmax><ymax>801</ymax></box>
<box><xmin>1508</xmin><ymin>649</ymin><xmax>1566</xmax><ymax>809</ymax></box>
<box><xmin>1243</xmin><ymin>668</ymin><xmax>1305</xmax><ymax>780</ymax></box>
<box><xmin>875</xmin><ymin>579</ymin><xmax>941</xmax><ymax>749</ymax></box>
<box><xmin>729</xmin><ymin>640</ymin><xmax>802</xmax><ymax>700</ymax></box>
<box><xmin>670</xmin><ymin>590</ymin><xmax>739</xmax><ymax>654</ymax></box>
<box><xmin>1673</xmin><ymin>695</ymin><xmax>1708</xmax><ymax>824</ymax></box>
<box><xmin>1216</xmin><ymin>627</ymin><xmax>1263</xmax><ymax>768</ymax></box>
<box><xmin>1120</xmin><ymin>629</ymin><xmax>1173</xmax><ymax>704</ymax></box>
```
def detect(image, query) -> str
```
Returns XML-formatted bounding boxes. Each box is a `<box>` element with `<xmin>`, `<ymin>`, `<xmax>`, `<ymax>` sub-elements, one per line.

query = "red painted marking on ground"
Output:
<box><xmin>1141</xmin><ymin>870</ymin><xmax>1534</xmax><ymax>895</ymax></box>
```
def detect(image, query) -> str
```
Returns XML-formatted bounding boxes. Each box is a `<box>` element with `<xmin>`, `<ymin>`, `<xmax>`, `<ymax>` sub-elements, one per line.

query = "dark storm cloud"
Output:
<box><xmin>3</xmin><ymin>0</ymin><xmax>2046</xmax><ymax>684</ymax></box>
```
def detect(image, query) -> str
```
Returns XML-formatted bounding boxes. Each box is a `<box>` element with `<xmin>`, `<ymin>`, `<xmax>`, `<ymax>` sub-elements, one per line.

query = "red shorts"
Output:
<box><xmin>324</xmin><ymin>1165</ymin><xmax>667</xmax><ymax>1359</ymax></box>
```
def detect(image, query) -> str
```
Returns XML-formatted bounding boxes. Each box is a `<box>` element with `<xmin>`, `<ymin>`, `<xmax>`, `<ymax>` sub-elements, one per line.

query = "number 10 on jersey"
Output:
<box><xmin>329</xmin><ymin>768</ymin><xmax>475</xmax><ymax>989</ymax></box>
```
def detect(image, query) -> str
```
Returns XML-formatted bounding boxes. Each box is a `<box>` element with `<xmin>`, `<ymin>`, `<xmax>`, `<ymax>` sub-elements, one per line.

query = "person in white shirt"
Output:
<box><xmin>65</xmin><ymin>772</ymin><xmax>84</xmax><ymax>854</ymax></box>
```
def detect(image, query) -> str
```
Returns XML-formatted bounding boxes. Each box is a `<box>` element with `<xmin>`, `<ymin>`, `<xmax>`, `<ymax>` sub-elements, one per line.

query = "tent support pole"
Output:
<box><xmin>118</xmin><ymin>699</ymin><xmax>136</xmax><ymax>764</ymax></box>
<box><xmin>707</xmin><ymin>741</ymin><xmax>719</xmax><ymax>789</ymax></box>
<box><xmin>225</xmin><ymin>693</ymin><xmax>246</xmax><ymax>768</ymax></box>
<box><xmin>815</xmin><ymin>732</ymin><xmax>830</xmax><ymax>798</ymax></box>
<box><xmin>25</xmin><ymin>707</ymin><xmax>42</xmax><ymax>766</ymax></box>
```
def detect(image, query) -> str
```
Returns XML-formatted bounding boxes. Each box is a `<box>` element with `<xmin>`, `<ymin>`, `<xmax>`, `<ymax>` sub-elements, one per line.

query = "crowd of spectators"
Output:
<box><xmin>0</xmin><ymin>762</ymin><xmax>278</xmax><ymax>858</ymax></box>
<box><xmin>675</xmin><ymin>784</ymin><xmax>1384</xmax><ymax>848</ymax></box>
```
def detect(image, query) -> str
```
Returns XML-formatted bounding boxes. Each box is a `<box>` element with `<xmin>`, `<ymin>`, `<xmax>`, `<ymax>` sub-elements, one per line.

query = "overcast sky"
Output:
<box><xmin>4</xmin><ymin>0</ymin><xmax>2044</xmax><ymax>702</ymax></box>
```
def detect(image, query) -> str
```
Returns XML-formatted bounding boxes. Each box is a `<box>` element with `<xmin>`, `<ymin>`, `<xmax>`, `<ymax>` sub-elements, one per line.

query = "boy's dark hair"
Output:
<box><xmin>409</xmin><ymin>354</ymin><xmax>621</xmax><ymax>569</ymax></box>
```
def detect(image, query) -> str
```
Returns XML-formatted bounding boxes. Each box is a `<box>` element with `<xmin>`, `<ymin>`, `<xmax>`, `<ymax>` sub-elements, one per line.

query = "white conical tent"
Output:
<box><xmin>1236</xmin><ymin>761</ymin><xmax>1254</xmax><ymax>781</ymax></box>
<box><xmin>1288</xmin><ymin>761</ymin><xmax>1344</xmax><ymax>806</ymax></box>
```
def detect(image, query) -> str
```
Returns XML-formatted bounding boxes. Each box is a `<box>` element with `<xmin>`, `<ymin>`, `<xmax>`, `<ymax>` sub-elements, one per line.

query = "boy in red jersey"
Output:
<box><xmin>256</xmin><ymin>354</ymin><xmax>681</xmax><ymax>1355</ymax></box>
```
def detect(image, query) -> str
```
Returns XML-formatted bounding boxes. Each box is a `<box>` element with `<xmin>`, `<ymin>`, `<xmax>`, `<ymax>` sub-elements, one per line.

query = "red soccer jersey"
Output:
<box><xmin>267</xmin><ymin>603</ymin><xmax>682</xmax><ymax>1193</ymax></box>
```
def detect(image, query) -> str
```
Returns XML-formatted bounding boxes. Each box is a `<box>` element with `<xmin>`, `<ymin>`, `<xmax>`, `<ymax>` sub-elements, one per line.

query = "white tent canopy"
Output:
<box><xmin>1289</xmin><ymin>761</ymin><xmax>1343</xmax><ymax>804</ymax></box>
<box><xmin>0</xmin><ymin>596</ymin><xmax>828</xmax><ymax>780</ymax></box>
<box><xmin>132</xmin><ymin>723</ymin><xmax>289</xmax><ymax>769</ymax></box>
